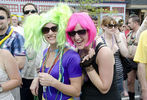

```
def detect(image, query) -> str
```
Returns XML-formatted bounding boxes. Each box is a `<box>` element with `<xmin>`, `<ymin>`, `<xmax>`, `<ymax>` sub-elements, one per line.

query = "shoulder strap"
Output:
<box><xmin>95</xmin><ymin>42</ymin><xmax>106</xmax><ymax>56</ymax></box>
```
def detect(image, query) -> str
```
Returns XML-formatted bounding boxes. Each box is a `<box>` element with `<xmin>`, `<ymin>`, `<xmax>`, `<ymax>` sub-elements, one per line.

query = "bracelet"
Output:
<box><xmin>85</xmin><ymin>66</ymin><xmax>94</xmax><ymax>72</ymax></box>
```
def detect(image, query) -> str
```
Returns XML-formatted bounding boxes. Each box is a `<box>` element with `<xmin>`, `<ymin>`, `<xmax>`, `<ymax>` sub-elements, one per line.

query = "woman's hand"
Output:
<box><xmin>39</xmin><ymin>72</ymin><xmax>57</xmax><ymax>87</ymax></box>
<box><xmin>81</xmin><ymin>48</ymin><xmax>95</xmax><ymax>62</ymax></box>
<box><xmin>80</xmin><ymin>48</ymin><xmax>95</xmax><ymax>68</ymax></box>
<box><xmin>30</xmin><ymin>77</ymin><xmax>39</xmax><ymax>96</ymax></box>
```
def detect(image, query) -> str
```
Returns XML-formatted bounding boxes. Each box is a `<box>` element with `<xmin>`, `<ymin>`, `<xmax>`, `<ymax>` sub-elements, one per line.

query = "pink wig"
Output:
<box><xmin>66</xmin><ymin>12</ymin><xmax>97</xmax><ymax>47</ymax></box>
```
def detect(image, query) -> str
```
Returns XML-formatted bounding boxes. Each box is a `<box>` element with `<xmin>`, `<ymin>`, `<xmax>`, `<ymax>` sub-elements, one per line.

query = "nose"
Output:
<box><xmin>74</xmin><ymin>33</ymin><xmax>80</xmax><ymax>39</ymax></box>
<box><xmin>28</xmin><ymin>12</ymin><xmax>32</xmax><ymax>15</ymax></box>
<box><xmin>47</xmin><ymin>29</ymin><xmax>54</xmax><ymax>35</ymax></box>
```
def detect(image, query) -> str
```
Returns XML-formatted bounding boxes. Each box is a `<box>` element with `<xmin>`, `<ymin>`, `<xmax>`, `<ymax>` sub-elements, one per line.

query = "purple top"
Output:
<box><xmin>40</xmin><ymin>48</ymin><xmax>82</xmax><ymax>100</ymax></box>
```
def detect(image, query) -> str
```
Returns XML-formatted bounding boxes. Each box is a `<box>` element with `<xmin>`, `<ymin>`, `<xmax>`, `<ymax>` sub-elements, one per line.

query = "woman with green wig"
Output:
<box><xmin>23</xmin><ymin>4</ymin><xmax>82</xmax><ymax>100</ymax></box>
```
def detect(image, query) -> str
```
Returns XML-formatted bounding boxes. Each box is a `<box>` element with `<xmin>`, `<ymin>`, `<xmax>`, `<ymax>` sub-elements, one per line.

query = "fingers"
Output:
<box><xmin>30</xmin><ymin>86</ymin><xmax>38</xmax><ymax>96</ymax></box>
<box><xmin>82</xmin><ymin>48</ymin><xmax>95</xmax><ymax>63</ymax></box>
<box><xmin>35</xmin><ymin>86</ymin><xmax>38</xmax><ymax>95</ymax></box>
<box><xmin>82</xmin><ymin>55</ymin><xmax>89</xmax><ymax>63</ymax></box>
<box><xmin>30</xmin><ymin>77</ymin><xmax>39</xmax><ymax>96</ymax></box>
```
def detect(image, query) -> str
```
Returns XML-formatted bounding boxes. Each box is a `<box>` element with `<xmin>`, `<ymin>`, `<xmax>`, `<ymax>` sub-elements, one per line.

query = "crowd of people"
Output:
<box><xmin>0</xmin><ymin>2</ymin><xmax>147</xmax><ymax>100</ymax></box>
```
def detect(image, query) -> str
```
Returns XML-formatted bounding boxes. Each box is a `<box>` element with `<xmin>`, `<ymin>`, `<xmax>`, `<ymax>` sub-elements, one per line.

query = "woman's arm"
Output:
<box><xmin>115</xmin><ymin>30</ymin><xmax>128</xmax><ymax>57</ymax></box>
<box><xmin>86</xmin><ymin>46</ymin><xmax>115</xmax><ymax>94</ymax></box>
<box><xmin>30</xmin><ymin>77</ymin><xmax>39</xmax><ymax>96</ymax></box>
<box><xmin>1</xmin><ymin>50</ymin><xmax>22</xmax><ymax>92</ymax></box>
<box><xmin>137</xmin><ymin>63</ymin><xmax>147</xmax><ymax>99</ymax></box>
<box><xmin>39</xmin><ymin>73</ymin><xmax>82</xmax><ymax>97</ymax></box>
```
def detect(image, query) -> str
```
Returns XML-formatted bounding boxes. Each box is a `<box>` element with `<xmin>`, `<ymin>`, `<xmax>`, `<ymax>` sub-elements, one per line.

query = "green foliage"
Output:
<box><xmin>64</xmin><ymin>0</ymin><xmax>117</xmax><ymax>16</ymax></box>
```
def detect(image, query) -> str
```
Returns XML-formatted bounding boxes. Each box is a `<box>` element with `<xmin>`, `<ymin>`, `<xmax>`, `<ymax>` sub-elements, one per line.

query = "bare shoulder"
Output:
<box><xmin>0</xmin><ymin>49</ymin><xmax>13</xmax><ymax>61</ymax></box>
<box><xmin>98</xmin><ymin>46</ymin><xmax>113</xmax><ymax>56</ymax></box>
<box><xmin>0</xmin><ymin>49</ymin><xmax>11</xmax><ymax>56</ymax></box>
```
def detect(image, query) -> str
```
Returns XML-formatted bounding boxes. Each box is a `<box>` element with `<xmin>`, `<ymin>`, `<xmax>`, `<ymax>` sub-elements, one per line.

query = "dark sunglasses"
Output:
<box><xmin>107</xmin><ymin>24</ymin><xmax>117</xmax><ymax>29</ymax></box>
<box><xmin>42</xmin><ymin>26</ymin><xmax>58</xmax><ymax>34</ymax></box>
<box><xmin>68</xmin><ymin>29</ymin><xmax>86</xmax><ymax>37</ymax></box>
<box><xmin>0</xmin><ymin>16</ymin><xmax>5</xmax><ymax>20</ymax></box>
<box><xmin>24</xmin><ymin>10</ymin><xmax>37</xmax><ymax>15</ymax></box>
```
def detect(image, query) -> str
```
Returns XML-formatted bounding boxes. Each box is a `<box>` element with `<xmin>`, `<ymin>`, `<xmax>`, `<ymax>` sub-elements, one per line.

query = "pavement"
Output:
<box><xmin>121</xmin><ymin>80</ymin><xmax>141</xmax><ymax>100</ymax></box>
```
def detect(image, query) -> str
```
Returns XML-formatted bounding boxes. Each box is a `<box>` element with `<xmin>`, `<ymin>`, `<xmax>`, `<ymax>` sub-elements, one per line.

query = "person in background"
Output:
<box><xmin>117</xmin><ymin>19</ymin><xmax>129</xmax><ymax>97</ymax></box>
<box><xmin>66</xmin><ymin>13</ymin><xmax>121</xmax><ymax>100</ymax></box>
<box><xmin>20</xmin><ymin>2</ymin><xmax>47</xmax><ymax>100</ymax></box>
<box><xmin>134</xmin><ymin>15</ymin><xmax>147</xmax><ymax>100</ymax></box>
<box><xmin>91</xmin><ymin>15</ymin><xmax>102</xmax><ymax>36</ymax></box>
<box><xmin>117</xmin><ymin>19</ymin><xmax>125</xmax><ymax>33</ymax></box>
<box><xmin>134</xmin><ymin>30</ymin><xmax>147</xmax><ymax>100</ymax></box>
<box><xmin>124</xmin><ymin>23</ymin><xmax>130</xmax><ymax>38</ymax></box>
<box><xmin>127</xmin><ymin>14</ymin><xmax>140</xmax><ymax>100</ymax></box>
<box><xmin>99</xmin><ymin>16</ymin><xmax>128</xmax><ymax>96</ymax></box>
<box><xmin>22</xmin><ymin>3</ymin><xmax>38</xmax><ymax>18</ymax></box>
<box><xmin>11</xmin><ymin>15</ymin><xmax>24</xmax><ymax>36</ymax></box>
<box><xmin>0</xmin><ymin>5</ymin><xmax>26</xmax><ymax>100</ymax></box>
<box><xmin>24</xmin><ymin>4</ymin><xmax>82</xmax><ymax>100</ymax></box>
<box><xmin>136</xmin><ymin>16</ymin><xmax>147</xmax><ymax>41</ymax></box>
<box><xmin>0</xmin><ymin>49</ymin><xmax>22</xmax><ymax>100</ymax></box>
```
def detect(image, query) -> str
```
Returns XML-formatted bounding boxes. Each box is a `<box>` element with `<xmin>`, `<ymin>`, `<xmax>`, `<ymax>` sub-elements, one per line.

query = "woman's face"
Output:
<box><xmin>42</xmin><ymin>23</ymin><xmax>58</xmax><ymax>45</ymax></box>
<box><xmin>68</xmin><ymin>24</ymin><xmax>88</xmax><ymax>50</ymax></box>
<box><xmin>104</xmin><ymin>21</ymin><xmax>118</xmax><ymax>35</ymax></box>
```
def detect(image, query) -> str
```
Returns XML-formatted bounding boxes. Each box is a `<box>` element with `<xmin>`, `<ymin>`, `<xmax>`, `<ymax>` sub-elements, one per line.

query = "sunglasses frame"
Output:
<box><xmin>107</xmin><ymin>24</ymin><xmax>118</xmax><ymax>29</ymax></box>
<box><xmin>0</xmin><ymin>16</ymin><xmax>5</xmax><ymax>20</ymax></box>
<box><xmin>42</xmin><ymin>26</ymin><xmax>58</xmax><ymax>34</ymax></box>
<box><xmin>68</xmin><ymin>29</ymin><xmax>87</xmax><ymax>37</ymax></box>
<box><xmin>24</xmin><ymin>10</ymin><xmax>37</xmax><ymax>15</ymax></box>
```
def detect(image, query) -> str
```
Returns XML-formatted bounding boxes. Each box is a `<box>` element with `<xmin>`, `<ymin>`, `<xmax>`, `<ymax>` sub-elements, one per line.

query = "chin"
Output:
<box><xmin>48</xmin><ymin>40</ymin><xmax>56</xmax><ymax>44</ymax></box>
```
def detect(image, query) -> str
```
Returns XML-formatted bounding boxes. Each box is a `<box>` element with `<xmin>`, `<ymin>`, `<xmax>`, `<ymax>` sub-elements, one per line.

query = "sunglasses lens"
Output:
<box><xmin>68</xmin><ymin>30</ymin><xmax>86</xmax><ymax>37</ymax></box>
<box><xmin>108</xmin><ymin>24</ymin><xmax>113</xmax><ymax>28</ymax></box>
<box><xmin>42</xmin><ymin>27</ymin><xmax>50</xmax><ymax>34</ymax></box>
<box><xmin>68</xmin><ymin>31</ymin><xmax>76</xmax><ymax>37</ymax></box>
<box><xmin>0</xmin><ymin>16</ymin><xmax>5</xmax><ymax>20</ymax></box>
<box><xmin>77</xmin><ymin>30</ymin><xmax>86</xmax><ymax>35</ymax></box>
<box><xmin>50</xmin><ymin>26</ymin><xmax>58</xmax><ymax>32</ymax></box>
<box><xmin>24</xmin><ymin>10</ymin><xmax>36</xmax><ymax>15</ymax></box>
<box><xmin>108</xmin><ymin>24</ymin><xmax>117</xmax><ymax>28</ymax></box>
<box><xmin>24</xmin><ymin>10</ymin><xmax>30</xmax><ymax>15</ymax></box>
<box><xmin>114</xmin><ymin>24</ymin><xmax>117</xmax><ymax>28</ymax></box>
<box><xmin>31</xmin><ymin>10</ymin><xmax>36</xmax><ymax>14</ymax></box>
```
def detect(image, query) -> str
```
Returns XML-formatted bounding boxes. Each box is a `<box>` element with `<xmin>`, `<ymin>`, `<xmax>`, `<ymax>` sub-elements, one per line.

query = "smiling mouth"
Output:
<box><xmin>75</xmin><ymin>40</ymin><xmax>83</xmax><ymax>45</ymax></box>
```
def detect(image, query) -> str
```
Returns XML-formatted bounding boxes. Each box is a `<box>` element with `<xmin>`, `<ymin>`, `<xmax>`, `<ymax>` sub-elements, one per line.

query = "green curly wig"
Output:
<box><xmin>23</xmin><ymin>3</ymin><xmax>72</xmax><ymax>52</ymax></box>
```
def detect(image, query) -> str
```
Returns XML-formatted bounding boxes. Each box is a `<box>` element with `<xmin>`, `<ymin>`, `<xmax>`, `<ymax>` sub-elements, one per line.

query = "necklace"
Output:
<box><xmin>128</xmin><ymin>32</ymin><xmax>137</xmax><ymax>46</ymax></box>
<box><xmin>0</xmin><ymin>28</ymin><xmax>13</xmax><ymax>46</ymax></box>
<box><xmin>41</xmin><ymin>47</ymin><xmax>60</xmax><ymax>73</ymax></box>
<box><xmin>41</xmin><ymin>47</ymin><xmax>60</xmax><ymax>100</ymax></box>
<box><xmin>127</xmin><ymin>32</ymin><xmax>137</xmax><ymax>57</ymax></box>
<box><xmin>41</xmin><ymin>47</ymin><xmax>66</xmax><ymax>100</ymax></box>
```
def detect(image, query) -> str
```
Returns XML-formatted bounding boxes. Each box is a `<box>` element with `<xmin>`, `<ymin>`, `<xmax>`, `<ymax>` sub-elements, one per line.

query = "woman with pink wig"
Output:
<box><xmin>66</xmin><ymin>12</ymin><xmax>121</xmax><ymax>100</ymax></box>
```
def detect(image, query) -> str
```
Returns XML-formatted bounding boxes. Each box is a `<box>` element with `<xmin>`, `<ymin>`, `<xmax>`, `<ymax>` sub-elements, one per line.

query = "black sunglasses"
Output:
<box><xmin>24</xmin><ymin>10</ymin><xmax>37</xmax><ymax>15</ymax></box>
<box><xmin>107</xmin><ymin>24</ymin><xmax>117</xmax><ymax>29</ymax></box>
<box><xmin>42</xmin><ymin>26</ymin><xmax>58</xmax><ymax>34</ymax></box>
<box><xmin>0</xmin><ymin>16</ymin><xmax>5</xmax><ymax>20</ymax></box>
<box><xmin>68</xmin><ymin>29</ymin><xmax>86</xmax><ymax>37</ymax></box>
